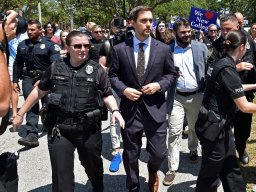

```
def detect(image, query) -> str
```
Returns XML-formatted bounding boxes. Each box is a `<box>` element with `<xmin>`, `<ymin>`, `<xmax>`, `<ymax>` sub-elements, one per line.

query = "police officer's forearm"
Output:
<box><xmin>17</xmin><ymin>86</ymin><xmax>47</xmax><ymax>117</ymax></box>
<box><xmin>234</xmin><ymin>96</ymin><xmax>256</xmax><ymax>113</ymax></box>
<box><xmin>242</xmin><ymin>84</ymin><xmax>256</xmax><ymax>91</ymax></box>
<box><xmin>103</xmin><ymin>95</ymin><xmax>119</xmax><ymax>112</ymax></box>
<box><xmin>0</xmin><ymin>50</ymin><xmax>11</xmax><ymax>117</ymax></box>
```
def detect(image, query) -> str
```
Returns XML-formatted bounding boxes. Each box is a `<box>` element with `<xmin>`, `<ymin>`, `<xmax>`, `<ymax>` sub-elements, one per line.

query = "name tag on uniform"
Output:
<box><xmin>87</xmin><ymin>77</ymin><xmax>94</xmax><ymax>82</ymax></box>
<box><xmin>55</xmin><ymin>76</ymin><xmax>66</xmax><ymax>80</ymax></box>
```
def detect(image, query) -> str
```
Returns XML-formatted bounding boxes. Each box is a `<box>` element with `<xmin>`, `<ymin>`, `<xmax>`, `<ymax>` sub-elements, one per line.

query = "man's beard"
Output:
<box><xmin>176</xmin><ymin>34</ymin><xmax>191</xmax><ymax>47</ymax></box>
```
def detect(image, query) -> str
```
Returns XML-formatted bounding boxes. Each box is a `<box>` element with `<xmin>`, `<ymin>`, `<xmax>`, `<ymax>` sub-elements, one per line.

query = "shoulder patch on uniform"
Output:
<box><xmin>54</xmin><ymin>44</ymin><xmax>61</xmax><ymax>51</ymax></box>
<box><xmin>246</xmin><ymin>41</ymin><xmax>250</xmax><ymax>50</ymax></box>
<box><xmin>85</xmin><ymin>65</ymin><xmax>94</xmax><ymax>74</ymax></box>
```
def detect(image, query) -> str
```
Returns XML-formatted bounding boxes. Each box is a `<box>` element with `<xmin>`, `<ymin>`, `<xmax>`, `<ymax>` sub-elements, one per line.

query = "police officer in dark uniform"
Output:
<box><xmin>13</xmin><ymin>19</ymin><xmax>60</xmax><ymax>147</ymax></box>
<box><xmin>195</xmin><ymin>30</ymin><xmax>256</xmax><ymax>192</ymax></box>
<box><xmin>208</xmin><ymin>14</ymin><xmax>256</xmax><ymax>164</ymax></box>
<box><xmin>12</xmin><ymin>31</ymin><xmax>125</xmax><ymax>192</ymax></box>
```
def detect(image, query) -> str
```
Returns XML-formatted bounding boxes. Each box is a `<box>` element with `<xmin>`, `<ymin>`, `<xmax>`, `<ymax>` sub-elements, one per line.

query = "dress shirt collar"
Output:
<box><xmin>133</xmin><ymin>35</ymin><xmax>151</xmax><ymax>48</ymax></box>
<box><xmin>174</xmin><ymin>40</ymin><xmax>191</xmax><ymax>49</ymax></box>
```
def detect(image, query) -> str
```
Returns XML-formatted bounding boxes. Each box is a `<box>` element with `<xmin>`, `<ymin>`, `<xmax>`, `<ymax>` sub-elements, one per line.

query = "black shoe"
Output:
<box><xmin>189</xmin><ymin>150</ymin><xmax>199</xmax><ymax>163</ymax></box>
<box><xmin>18</xmin><ymin>134</ymin><xmax>39</xmax><ymax>148</ymax></box>
<box><xmin>239</xmin><ymin>151</ymin><xmax>249</xmax><ymax>165</ymax></box>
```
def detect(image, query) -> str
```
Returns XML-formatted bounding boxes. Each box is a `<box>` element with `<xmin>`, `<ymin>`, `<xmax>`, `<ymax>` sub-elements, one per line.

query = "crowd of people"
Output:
<box><xmin>1</xmin><ymin>5</ymin><xmax>256</xmax><ymax>192</ymax></box>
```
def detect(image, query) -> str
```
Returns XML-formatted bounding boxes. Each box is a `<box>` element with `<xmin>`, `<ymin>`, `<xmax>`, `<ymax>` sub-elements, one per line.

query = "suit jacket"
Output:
<box><xmin>166</xmin><ymin>40</ymin><xmax>208</xmax><ymax>113</ymax></box>
<box><xmin>108</xmin><ymin>37</ymin><xmax>176</xmax><ymax>126</ymax></box>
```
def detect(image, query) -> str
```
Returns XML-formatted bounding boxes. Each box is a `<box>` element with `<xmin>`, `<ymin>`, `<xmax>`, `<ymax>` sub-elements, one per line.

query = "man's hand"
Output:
<box><xmin>112</xmin><ymin>111</ymin><xmax>125</xmax><ymax>129</ymax></box>
<box><xmin>141</xmin><ymin>82</ymin><xmax>161</xmax><ymax>95</ymax></box>
<box><xmin>33</xmin><ymin>80</ymin><xmax>40</xmax><ymax>88</ymax></box>
<box><xmin>236</xmin><ymin>62</ymin><xmax>254</xmax><ymax>72</ymax></box>
<box><xmin>12</xmin><ymin>114</ymin><xmax>23</xmax><ymax>131</ymax></box>
<box><xmin>13</xmin><ymin>83</ymin><xmax>20</xmax><ymax>93</ymax></box>
<box><xmin>123</xmin><ymin>87</ymin><xmax>143</xmax><ymax>101</ymax></box>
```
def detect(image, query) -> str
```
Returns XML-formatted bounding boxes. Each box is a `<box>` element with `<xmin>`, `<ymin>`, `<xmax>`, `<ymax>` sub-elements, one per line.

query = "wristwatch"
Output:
<box><xmin>0</xmin><ymin>41</ymin><xmax>6</xmax><ymax>52</ymax></box>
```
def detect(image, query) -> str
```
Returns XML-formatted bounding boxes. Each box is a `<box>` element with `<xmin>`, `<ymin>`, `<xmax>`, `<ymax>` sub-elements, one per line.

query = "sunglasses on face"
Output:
<box><xmin>209</xmin><ymin>30</ymin><xmax>217</xmax><ymax>32</ymax></box>
<box><xmin>94</xmin><ymin>31</ymin><xmax>102</xmax><ymax>34</ymax></box>
<box><xmin>71</xmin><ymin>44</ymin><xmax>91</xmax><ymax>49</ymax></box>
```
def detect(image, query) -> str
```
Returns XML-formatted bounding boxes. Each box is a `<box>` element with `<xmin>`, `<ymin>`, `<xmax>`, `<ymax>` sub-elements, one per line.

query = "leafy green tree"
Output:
<box><xmin>154</xmin><ymin>0</ymin><xmax>207</xmax><ymax>22</ymax></box>
<box><xmin>2</xmin><ymin>0</ymin><xmax>255</xmax><ymax>30</ymax></box>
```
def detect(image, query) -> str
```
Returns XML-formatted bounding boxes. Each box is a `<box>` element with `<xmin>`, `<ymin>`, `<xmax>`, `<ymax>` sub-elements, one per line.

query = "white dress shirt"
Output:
<box><xmin>173</xmin><ymin>41</ymin><xmax>198</xmax><ymax>92</ymax></box>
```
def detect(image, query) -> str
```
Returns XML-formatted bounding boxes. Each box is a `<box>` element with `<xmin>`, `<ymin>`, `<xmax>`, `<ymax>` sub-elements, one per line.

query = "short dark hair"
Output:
<box><xmin>44</xmin><ymin>22</ymin><xmax>56</xmax><ymax>35</ymax></box>
<box><xmin>66</xmin><ymin>31</ymin><xmax>89</xmax><ymax>46</ymax></box>
<box><xmin>220</xmin><ymin>14</ymin><xmax>238</xmax><ymax>25</ymax></box>
<box><xmin>173</xmin><ymin>18</ymin><xmax>190</xmax><ymax>32</ymax></box>
<box><xmin>222</xmin><ymin>30</ymin><xmax>247</xmax><ymax>51</ymax></box>
<box><xmin>129</xmin><ymin>6</ymin><xmax>153</xmax><ymax>21</ymax></box>
<box><xmin>27</xmin><ymin>19</ymin><xmax>41</xmax><ymax>29</ymax></box>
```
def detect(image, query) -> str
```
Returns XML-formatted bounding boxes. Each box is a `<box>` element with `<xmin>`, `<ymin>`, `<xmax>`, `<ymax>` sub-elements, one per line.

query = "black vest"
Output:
<box><xmin>49</xmin><ymin>60</ymin><xmax>100</xmax><ymax>115</ymax></box>
<box><xmin>203</xmin><ymin>56</ymin><xmax>238</xmax><ymax>118</ymax></box>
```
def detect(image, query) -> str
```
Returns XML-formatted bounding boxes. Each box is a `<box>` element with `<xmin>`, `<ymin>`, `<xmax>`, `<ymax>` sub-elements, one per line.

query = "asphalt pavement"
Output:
<box><xmin>0</xmin><ymin>95</ymin><xmax>224</xmax><ymax>192</ymax></box>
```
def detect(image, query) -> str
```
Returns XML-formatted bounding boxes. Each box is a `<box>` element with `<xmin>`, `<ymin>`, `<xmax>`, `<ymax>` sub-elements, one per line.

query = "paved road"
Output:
<box><xmin>0</xmin><ymin>95</ymin><xmax>224</xmax><ymax>192</ymax></box>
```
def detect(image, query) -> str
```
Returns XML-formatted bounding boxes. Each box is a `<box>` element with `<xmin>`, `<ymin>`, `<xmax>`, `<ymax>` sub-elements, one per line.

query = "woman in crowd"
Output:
<box><xmin>250</xmin><ymin>23</ymin><xmax>256</xmax><ymax>42</ymax></box>
<box><xmin>59</xmin><ymin>30</ymin><xmax>69</xmax><ymax>58</ymax></box>
<box><xmin>155</xmin><ymin>20</ymin><xmax>174</xmax><ymax>44</ymax></box>
<box><xmin>195</xmin><ymin>30</ymin><xmax>256</xmax><ymax>192</ymax></box>
<box><xmin>44</xmin><ymin>22</ymin><xmax>61</xmax><ymax>44</ymax></box>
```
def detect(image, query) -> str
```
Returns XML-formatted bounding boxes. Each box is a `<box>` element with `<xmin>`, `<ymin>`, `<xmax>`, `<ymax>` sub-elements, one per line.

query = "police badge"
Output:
<box><xmin>85</xmin><ymin>65</ymin><xmax>94</xmax><ymax>74</ymax></box>
<box><xmin>40</xmin><ymin>44</ymin><xmax>45</xmax><ymax>49</ymax></box>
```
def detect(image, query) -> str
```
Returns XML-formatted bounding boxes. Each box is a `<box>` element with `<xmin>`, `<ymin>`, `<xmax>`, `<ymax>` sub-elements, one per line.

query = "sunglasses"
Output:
<box><xmin>209</xmin><ymin>30</ymin><xmax>217</xmax><ymax>32</ymax></box>
<box><xmin>71</xmin><ymin>44</ymin><xmax>91</xmax><ymax>49</ymax></box>
<box><xmin>94</xmin><ymin>31</ymin><xmax>102</xmax><ymax>34</ymax></box>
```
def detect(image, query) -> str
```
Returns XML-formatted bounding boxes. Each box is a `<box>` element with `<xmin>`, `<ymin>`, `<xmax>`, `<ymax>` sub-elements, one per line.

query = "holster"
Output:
<box><xmin>22</xmin><ymin>67</ymin><xmax>44</xmax><ymax>82</ymax></box>
<box><xmin>195</xmin><ymin>106</ymin><xmax>226</xmax><ymax>142</ymax></box>
<box><xmin>84</xmin><ymin>109</ymin><xmax>102</xmax><ymax>127</ymax></box>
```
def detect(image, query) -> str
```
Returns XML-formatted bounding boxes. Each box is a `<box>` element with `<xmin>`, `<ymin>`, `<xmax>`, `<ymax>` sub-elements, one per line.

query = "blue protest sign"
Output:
<box><xmin>169</xmin><ymin>23</ymin><xmax>173</xmax><ymax>29</ymax></box>
<box><xmin>189</xmin><ymin>7</ymin><xmax>218</xmax><ymax>32</ymax></box>
<box><xmin>153</xmin><ymin>19</ymin><xmax>157</xmax><ymax>29</ymax></box>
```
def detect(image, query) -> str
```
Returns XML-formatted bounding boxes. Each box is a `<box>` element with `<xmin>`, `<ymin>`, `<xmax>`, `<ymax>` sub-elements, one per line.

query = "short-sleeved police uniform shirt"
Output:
<box><xmin>38</xmin><ymin>58</ymin><xmax>112</xmax><ymax>98</ymax></box>
<box><xmin>13</xmin><ymin>36</ymin><xmax>60</xmax><ymax>83</ymax></box>
<box><xmin>209</xmin><ymin>55</ymin><xmax>245</xmax><ymax>116</ymax></box>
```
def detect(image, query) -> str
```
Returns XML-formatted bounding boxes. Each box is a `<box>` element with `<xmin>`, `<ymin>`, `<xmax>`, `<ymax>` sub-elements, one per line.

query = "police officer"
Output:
<box><xmin>13</xmin><ymin>19</ymin><xmax>60</xmax><ymax>147</ymax></box>
<box><xmin>195</xmin><ymin>30</ymin><xmax>256</xmax><ymax>192</ymax></box>
<box><xmin>208</xmin><ymin>14</ymin><xmax>256</xmax><ymax>165</ymax></box>
<box><xmin>12</xmin><ymin>30</ymin><xmax>125</xmax><ymax>192</ymax></box>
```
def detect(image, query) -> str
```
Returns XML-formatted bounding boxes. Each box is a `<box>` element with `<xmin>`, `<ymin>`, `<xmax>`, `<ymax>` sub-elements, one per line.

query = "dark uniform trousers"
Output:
<box><xmin>233</xmin><ymin>110</ymin><xmax>252</xmax><ymax>157</ymax></box>
<box><xmin>121</xmin><ymin>103</ymin><xmax>167</xmax><ymax>191</ymax></box>
<box><xmin>22</xmin><ymin>77</ymin><xmax>45</xmax><ymax>136</ymax></box>
<box><xmin>47</xmin><ymin>122</ymin><xmax>103</xmax><ymax>192</ymax></box>
<box><xmin>196</xmin><ymin>122</ymin><xmax>246</xmax><ymax>192</ymax></box>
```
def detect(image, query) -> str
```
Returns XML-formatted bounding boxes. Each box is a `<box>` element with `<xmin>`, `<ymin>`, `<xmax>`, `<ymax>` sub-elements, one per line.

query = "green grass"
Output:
<box><xmin>240</xmin><ymin>115</ymin><xmax>256</xmax><ymax>191</ymax></box>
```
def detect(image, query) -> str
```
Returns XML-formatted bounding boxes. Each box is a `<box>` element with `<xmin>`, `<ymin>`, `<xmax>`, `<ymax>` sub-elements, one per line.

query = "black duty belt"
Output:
<box><xmin>176</xmin><ymin>90</ymin><xmax>200</xmax><ymax>97</ymax></box>
<box><xmin>56</xmin><ymin>116</ymin><xmax>85</xmax><ymax>125</ymax></box>
<box><xmin>27</xmin><ymin>70</ymin><xmax>44</xmax><ymax>78</ymax></box>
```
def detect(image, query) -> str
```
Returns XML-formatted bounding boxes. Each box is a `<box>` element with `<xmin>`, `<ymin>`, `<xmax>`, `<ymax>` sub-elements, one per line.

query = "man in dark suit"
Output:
<box><xmin>108</xmin><ymin>6</ymin><xmax>176</xmax><ymax>192</ymax></box>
